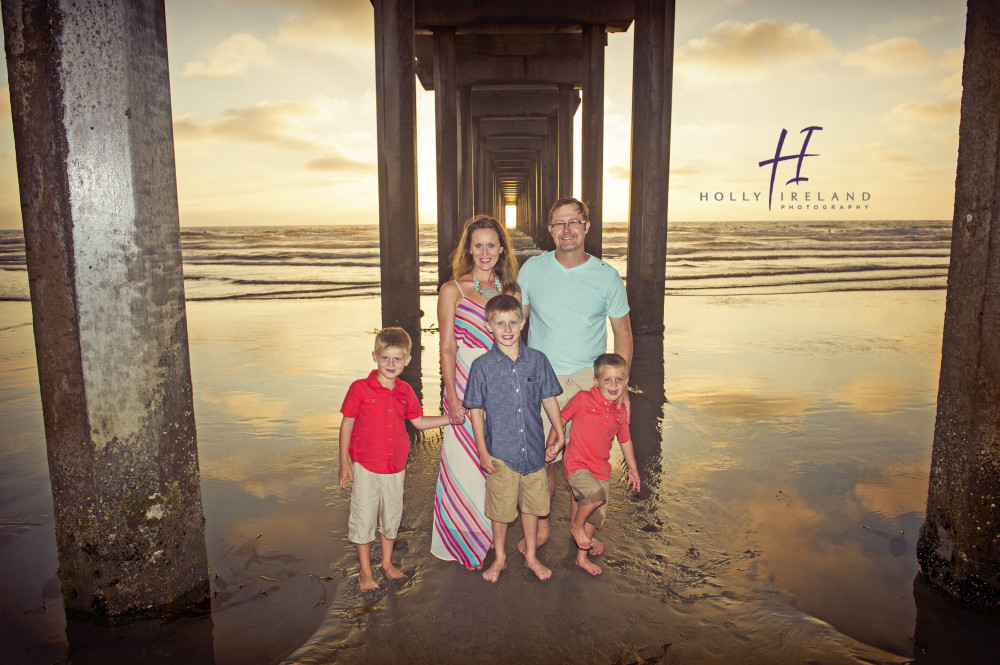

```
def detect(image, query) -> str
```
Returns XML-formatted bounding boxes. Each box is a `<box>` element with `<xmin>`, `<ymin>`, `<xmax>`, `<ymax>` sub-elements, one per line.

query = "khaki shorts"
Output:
<box><xmin>348</xmin><ymin>462</ymin><xmax>405</xmax><ymax>544</ymax></box>
<box><xmin>543</xmin><ymin>367</ymin><xmax>595</xmax><ymax>462</ymax></box>
<box><xmin>568</xmin><ymin>469</ymin><xmax>609</xmax><ymax>526</ymax></box>
<box><xmin>484</xmin><ymin>458</ymin><xmax>550</xmax><ymax>522</ymax></box>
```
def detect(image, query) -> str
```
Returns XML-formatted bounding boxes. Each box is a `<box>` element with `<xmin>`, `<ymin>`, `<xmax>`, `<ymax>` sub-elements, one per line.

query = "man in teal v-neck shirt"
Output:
<box><xmin>516</xmin><ymin>196</ymin><xmax>633</xmax><ymax>556</ymax></box>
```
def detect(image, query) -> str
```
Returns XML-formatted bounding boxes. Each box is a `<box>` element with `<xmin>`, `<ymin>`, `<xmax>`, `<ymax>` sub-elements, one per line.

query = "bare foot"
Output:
<box><xmin>588</xmin><ymin>538</ymin><xmax>604</xmax><ymax>556</ymax></box>
<box><xmin>525</xmin><ymin>558</ymin><xmax>552</xmax><ymax>581</ymax></box>
<box><xmin>517</xmin><ymin>520</ymin><xmax>550</xmax><ymax>555</ymax></box>
<box><xmin>482</xmin><ymin>559</ymin><xmax>506</xmax><ymax>583</ymax></box>
<box><xmin>359</xmin><ymin>571</ymin><xmax>380</xmax><ymax>591</ymax></box>
<box><xmin>570</xmin><ymin>523</ymin><xmax>592</xmax><ymax>550</ymax></box>
<box><xmin>464</xmin><ymin>563</ymin><xmax>483</xmax><ymax>571</ymax></box>
<box><xmin>575</xmin><ymin>555</ymin><xmax>602</xmax><ymax>576</ymax></box>
<box><xmin>381</xmin><ymin>562</ymin><xmax>404</xmax><ymax>580</ymax></box>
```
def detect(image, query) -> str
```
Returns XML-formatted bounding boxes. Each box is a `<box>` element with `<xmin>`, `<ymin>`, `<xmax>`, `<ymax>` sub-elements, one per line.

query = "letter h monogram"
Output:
<box><xmin>759</xmin><ymin>126</ymin><xmax>823</xmax><ymax>211</ymax></box>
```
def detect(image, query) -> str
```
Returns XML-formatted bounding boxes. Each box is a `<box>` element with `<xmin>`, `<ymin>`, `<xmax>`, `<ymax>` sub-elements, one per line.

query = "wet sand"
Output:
<box><xmin>2</xmin><ymin>291</ymin><xmax>999</xmax><ymax>664</ymax></box>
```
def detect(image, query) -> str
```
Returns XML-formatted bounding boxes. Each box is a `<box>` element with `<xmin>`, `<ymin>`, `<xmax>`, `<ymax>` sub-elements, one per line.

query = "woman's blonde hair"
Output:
<box><xmin>449</xmin><ymin>215</ymin><xmax>519</xmax><ymax>294</ymax></box>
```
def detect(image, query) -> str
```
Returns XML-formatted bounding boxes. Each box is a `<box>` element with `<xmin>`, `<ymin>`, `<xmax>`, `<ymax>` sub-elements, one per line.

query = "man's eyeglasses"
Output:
<box><xmin>550</xmin><ymin>220</ymin><xmax>586</xmax><ymax>230</ymax></box>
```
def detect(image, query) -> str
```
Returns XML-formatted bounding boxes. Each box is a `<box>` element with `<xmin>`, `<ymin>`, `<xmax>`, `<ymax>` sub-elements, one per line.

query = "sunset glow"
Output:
<box><xmin>0</xmin><ymin>0</ymin><xmax>966</xmax><ymax>229</ymax></box>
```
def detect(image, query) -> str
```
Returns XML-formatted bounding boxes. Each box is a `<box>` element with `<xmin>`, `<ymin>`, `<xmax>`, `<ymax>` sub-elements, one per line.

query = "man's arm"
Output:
<box><xmin>610</xmin><ymin>313</ymin><xmax>633</xmax><ymax>369</ymax></box>
<box><xmin>610</xmin><ymin>313</ymin><xmax>634</xmax><ymax>420</ymax></box>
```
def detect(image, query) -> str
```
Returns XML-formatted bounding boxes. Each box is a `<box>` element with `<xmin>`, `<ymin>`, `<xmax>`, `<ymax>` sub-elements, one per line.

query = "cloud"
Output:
<box><xmin>608</xmin><ymin>165</ymin><xmax>630</xmax><ymax>180</ymax></box>
<box><xmin>930</xmin><ymin>130</ymin><xmax>959</xmax><ymax>145</ymax></box>
<box><xmin>830</xmin><ymin>375</ymin><xmax>915</xmax><ymax>413</ymax></box>
<box><xmin>899</xmin><ymin>168</ymin><xmax>947</xmax><ymax>183</ymax></box>
<box><xmin>890</xmin><ymin>95</ymin><xmax>961</xmax><ymax>123</ymax></box>
<box><xmin>853</xmin><ymin>462</ymin><xmax>930</xmax><ymax>518</ymax></box>
<box><xmin>676</xmin><ymin>20</ymin><xmax>837</xmax><ymax>72</ymax></box>
<box><xmin>174</xmin><ymin>101</ymin><xmax>321</xmax><ymax>151</ymax></box>
<box><xmin>841</xmin><ymin>37</ymin><xmax>934</xmax><ymax>76</ymax></box>
<box><xmin>672</xmin><ymin>387</ymin><xmax>815</xmax><ymax>420</ymax></box>
<box><xmin>852</xmin><ymin>141</ymin><xmax>917</xmax><ymax>165</ymax></box>
<box><xmin>180</xmin><ymin>33</ymin><xmax>274</xmax><ymax>78</ymax></box>
<box><xmin>609</xmin><ymin>163</ymin><xmax>697</xmax><ymax>180</ymax></box>
<box><xmin>273</xmin><ymin>0</ymin><xmax>374</xmax><ymax>57</ymax></box>
<box><xmin>934</xmin><ymin>47</ymin><xmax>964</xmax><ymax>94</ymax></box>
<box><xmin>305</xmin><ymin>153</ymin><xmax>375</xmax><ymax>172</ymax></box>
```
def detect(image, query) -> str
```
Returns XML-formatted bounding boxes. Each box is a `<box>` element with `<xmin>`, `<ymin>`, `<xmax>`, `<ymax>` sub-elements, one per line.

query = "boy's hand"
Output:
<box><xmin>545</xmin><ymin>440</ymin><xmax>564</xmax><ymax>462</ymax></box>
<box><xmin>338</xmin><ymin>462</ymin><xmax>353</xmax><ymax>489</ymax></box>
<box><xmin>478</xmin><ymin>452</ymin><xmax>497</xmax><ymax>474</ymax></box>
<box><xmin>626</xmin><ymin>467</ymin><xmax>640</xmax><ymax>493</ymax></box>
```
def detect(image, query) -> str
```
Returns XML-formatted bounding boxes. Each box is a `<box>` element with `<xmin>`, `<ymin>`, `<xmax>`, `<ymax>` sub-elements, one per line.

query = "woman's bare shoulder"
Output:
<box><xmin>439</xmin><ymin>277</ymin><xmax>470</xmax><ymax>305</ymax></box>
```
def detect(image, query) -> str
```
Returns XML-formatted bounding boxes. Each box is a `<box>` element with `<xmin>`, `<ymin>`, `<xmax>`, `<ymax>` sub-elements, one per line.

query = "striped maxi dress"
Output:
<box><xmin>431</xmin><ymin>294</ymin><xmax>493</xmax><ymax>566</ymax></box>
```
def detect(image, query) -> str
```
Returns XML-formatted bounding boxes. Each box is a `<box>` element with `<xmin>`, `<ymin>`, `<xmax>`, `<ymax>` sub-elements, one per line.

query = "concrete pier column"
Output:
<box><xmin>544</xmin><ymin>116</ymin><xmax>558</xmax><ymax>219</ymax></box>
<box><xmin>374</xmin><ymin>0</ymin><xmax>419</xmax><ymax>332</ymax></box>
<box><xmin>558</xmin><ymin>84</ymin><xmax>575</xmax><ymax>200</ymax></box>
<box><xmin>2</xmin><ymin>0</ymin><xmax>208</xmax><ymax>616</ymax></box>
<box><xmin>917</xmin><ymin>0</ymin><xmax>1000</xmax><ymax>608</ymax></box>
<box><xmin>476</xmin><ymin>132</ymin><xmax>487</xmax><ymax>218</ymax></box>
<box><xmin>459</xmin><ymin>85</ymin><xmax>474</xmax><ymax>223</ymax></box>
<box><xmin>581</xmin><ymin>24</ymin><xmax>605</xmax><ymax>258</ymax></box>
<box><xmin>626</xmin><ymin>0</ymin><xmax>675</xmax><ymax>336</ymax></box>
<box><xmin>433</xmin><ymin>26</ymin><xmax>458</xmax><ymax>285</ymax></box>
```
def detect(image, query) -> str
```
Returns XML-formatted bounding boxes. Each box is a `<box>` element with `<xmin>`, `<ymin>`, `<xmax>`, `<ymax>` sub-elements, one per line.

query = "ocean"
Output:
<box><xmin>4</xmin><ymin>219</ymin><xmax>993</xmax><ymax>664</ymax></box>
<box><xmin>1</xmin><ymin>220</ymin><xmax>950</xmax><ymax>302</ymax></box>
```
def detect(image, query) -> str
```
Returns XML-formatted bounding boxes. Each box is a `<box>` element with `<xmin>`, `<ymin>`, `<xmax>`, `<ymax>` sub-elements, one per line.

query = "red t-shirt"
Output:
<box><xmin>340</xmin><ymin>370</ymin><xmax>423</xmax><ymax>473</ymax></box>
<box><xmin>562</xmin><ymin>386</ymin><xmax>631</xmax><ymax>481</ymax></box>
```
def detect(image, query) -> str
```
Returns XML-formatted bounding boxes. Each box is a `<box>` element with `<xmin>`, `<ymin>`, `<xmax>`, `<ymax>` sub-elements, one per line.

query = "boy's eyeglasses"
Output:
<box><xmin>550</xmin><ymin>220</ymin><xmax>586</xmax><ymax>230</ymax></box>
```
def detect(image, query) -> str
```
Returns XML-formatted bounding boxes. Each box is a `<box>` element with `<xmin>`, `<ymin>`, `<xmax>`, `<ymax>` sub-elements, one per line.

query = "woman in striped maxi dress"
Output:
<box><xmin>431</xmin><ymin>215</ymin><xmax>520</xmax><ymax>569</ymax></box>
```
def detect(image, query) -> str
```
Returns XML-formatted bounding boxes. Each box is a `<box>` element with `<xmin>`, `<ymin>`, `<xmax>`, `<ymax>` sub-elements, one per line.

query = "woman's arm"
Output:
<box><xmin>437</xmin><ymin>280</ymin><xmax>465</xmax><ymax>422</ymax></box>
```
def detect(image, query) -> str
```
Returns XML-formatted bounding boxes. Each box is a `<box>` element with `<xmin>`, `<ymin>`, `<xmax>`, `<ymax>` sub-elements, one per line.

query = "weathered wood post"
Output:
<box><xmin>626</xmin><ymin>0</ymin><xmax>676</xmax><ymax>337</ymax></box>
<box><xmin>2</xmin><ymin>0</ymin><xmax>208</xmax><ymax>617</ymax></box>
<box><xmin>917</xmin><ymin>0</ymin><xmax>1000</xmax><ymax>608</ymax></box>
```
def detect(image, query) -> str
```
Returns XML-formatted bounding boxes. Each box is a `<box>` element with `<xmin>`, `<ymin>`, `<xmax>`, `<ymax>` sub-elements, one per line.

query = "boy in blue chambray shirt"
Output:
<box><xmin>463</xmin><ymin>294</ymin><xmax>564</xmax><ymax>583</ymax></box>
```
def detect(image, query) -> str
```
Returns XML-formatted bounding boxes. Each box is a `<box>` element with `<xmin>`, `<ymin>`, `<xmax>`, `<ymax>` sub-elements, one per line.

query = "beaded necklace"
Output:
<box><xmin>472</xmin><ymin>275</ymin><xmax>502</xmax><ymax>299</ymax></box>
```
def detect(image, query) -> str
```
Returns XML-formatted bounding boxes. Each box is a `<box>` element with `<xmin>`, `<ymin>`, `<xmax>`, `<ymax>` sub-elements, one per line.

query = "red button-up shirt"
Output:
<box><xmin>562</xmin><ymin>386</ymin><xmax>631</xmax><ymax>481</ymax></box>
<box><xmin>340</xmin><ymin>370</ymin><xmax>423</xmax><ymax>473</ymax></box>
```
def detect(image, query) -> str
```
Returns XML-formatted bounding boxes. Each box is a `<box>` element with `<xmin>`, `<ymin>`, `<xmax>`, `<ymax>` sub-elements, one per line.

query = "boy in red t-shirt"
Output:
<box><xmin>546</xmin><ymin>352</ymin><xmax>640</xmax><ymax>576</ymax></box>
<box><xmin>339</xmin><ymin>327</ymin><xmax>455</xmax><ymax>591</ymax></box>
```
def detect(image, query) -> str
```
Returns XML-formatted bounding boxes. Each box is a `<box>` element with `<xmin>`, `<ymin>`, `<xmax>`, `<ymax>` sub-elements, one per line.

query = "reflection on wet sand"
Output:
<box><xmin>2</xmin><ymin>293</ymin><xmax>998</xmax><ymax>664</ymax></box>
<box><xmin>628</xmin><ymin>335</ymin><xmax>668</xmax><ymax>497</ymax></box>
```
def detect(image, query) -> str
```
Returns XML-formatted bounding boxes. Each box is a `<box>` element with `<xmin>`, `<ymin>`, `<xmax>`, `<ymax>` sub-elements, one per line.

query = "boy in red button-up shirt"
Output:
<box><xmin>546</xmin><ymin>353</ymin><xmax>640</xmax><ymax>576</ymax></box>
<box><xmin>339</xmin><ymin>327</ymin><xmax>455</xmax><ymax>591</ymax></box>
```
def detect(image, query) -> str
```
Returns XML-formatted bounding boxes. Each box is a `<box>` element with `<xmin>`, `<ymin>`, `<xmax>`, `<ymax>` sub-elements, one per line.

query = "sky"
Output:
<box><xmin>0</xmin><ymin>0</ymin><xmax>968</xmax><ymax>229</ymax></box>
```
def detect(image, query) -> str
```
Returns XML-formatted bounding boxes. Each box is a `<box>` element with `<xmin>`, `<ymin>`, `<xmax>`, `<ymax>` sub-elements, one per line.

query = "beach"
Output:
<box><xmin>3</xmin><ymin>221</ymin><xmax>996</xmax><ymax>664</ymax></box>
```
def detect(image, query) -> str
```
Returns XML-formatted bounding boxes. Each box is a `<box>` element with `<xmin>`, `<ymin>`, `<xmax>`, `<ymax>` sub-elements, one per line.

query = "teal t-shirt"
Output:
<box><xmin>517</xmin><ymin>252</ymin><xmax>629</xmax><ymax>375</ymax></box>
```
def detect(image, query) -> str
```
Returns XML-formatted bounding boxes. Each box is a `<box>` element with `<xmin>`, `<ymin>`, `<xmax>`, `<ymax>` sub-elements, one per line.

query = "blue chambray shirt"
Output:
<box><xmin>463</xmin><ymin>341</ymin><xmax>563</xmax><ymax>474</ymax></box>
